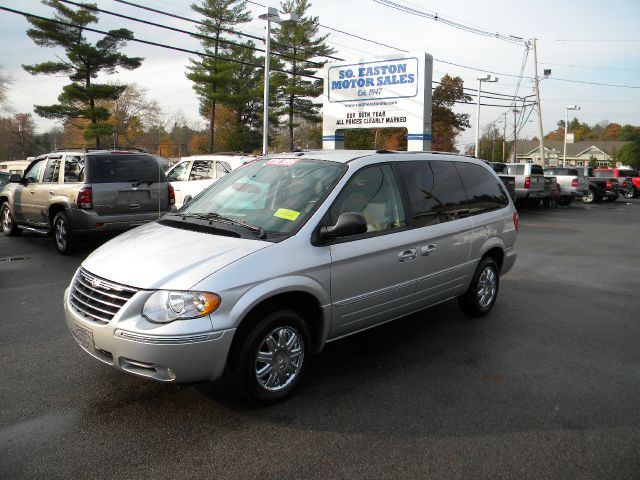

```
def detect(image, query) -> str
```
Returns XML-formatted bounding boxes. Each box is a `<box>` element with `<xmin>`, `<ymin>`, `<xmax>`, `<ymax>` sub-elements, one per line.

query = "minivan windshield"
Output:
<box><xmin>179</xmin><ymin>158</ymin><xmax>347</xmax><ymax>235</ymax></box>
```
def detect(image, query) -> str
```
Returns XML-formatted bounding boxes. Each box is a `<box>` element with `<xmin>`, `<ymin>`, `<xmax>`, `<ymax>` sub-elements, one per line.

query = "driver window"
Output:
<box><xmin>24</xmin><ymin>159</ymin><xmax>45</xmax><ymax>184</ymax></box>
<box><xmin>167</xmin><ymin>161</ymin><xmax>189</xmax><ymax>182</ymax></box>
<box><xmin>330</xmin><ymin>164</ymin><xmax>405</xmax><ymax>233</ymax></box>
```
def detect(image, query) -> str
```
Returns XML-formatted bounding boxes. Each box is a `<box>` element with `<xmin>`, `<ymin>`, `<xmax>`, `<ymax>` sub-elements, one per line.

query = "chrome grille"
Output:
<box><xmin>69</xmin><ymin>268</ymin><xmax>138</xmax><ymax>324</ymax></box>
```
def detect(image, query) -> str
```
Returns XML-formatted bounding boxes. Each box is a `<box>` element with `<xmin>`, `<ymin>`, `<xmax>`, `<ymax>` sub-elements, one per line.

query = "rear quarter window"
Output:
<box><xmin>455</xmin><ymin>162</ymin><xmax>509</xmax><ymax>215</ymax></box>
<box><xmin>87</xmin><ymin>154</ymin><xmax>166</xmax><ymax>183</ymax></box>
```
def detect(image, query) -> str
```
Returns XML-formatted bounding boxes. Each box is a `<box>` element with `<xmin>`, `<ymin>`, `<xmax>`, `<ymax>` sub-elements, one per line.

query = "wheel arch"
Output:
<box><xmin>226</xmin><ymin>279</ymin><xmax>330</xmax><ymax>362</ymax></box>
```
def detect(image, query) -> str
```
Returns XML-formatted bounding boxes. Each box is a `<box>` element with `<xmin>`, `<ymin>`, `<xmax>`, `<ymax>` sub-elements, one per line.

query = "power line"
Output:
<box><xmin>59</xmin><ymin>0</ymin><xmax>326</xmax><ymax>68</ymax></box>
<box><xmin>371</xmin><ymin>0</ymin><xmax>527</xmax><ymax>46</ymax></box>
<box><xmin>112</xmin><ymin>0</ymin><xmax>344</xmax><ymax>62</ymax></box>
<box><xmin>0</xmin><ymin>6</ymin><xmax>323</xmax><ymax>80</ymax></box>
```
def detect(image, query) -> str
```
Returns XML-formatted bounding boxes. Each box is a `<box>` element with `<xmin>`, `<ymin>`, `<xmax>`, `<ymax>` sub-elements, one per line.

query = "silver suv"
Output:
<box><xmin>0</xmin><ymin>150</ymin><xmax>175</xmax><ymax>253</ymax></box>
<box><xmin>64</xmin><ymin>151</ymin><xmax>518</xmax><ymax>402</ymax></box>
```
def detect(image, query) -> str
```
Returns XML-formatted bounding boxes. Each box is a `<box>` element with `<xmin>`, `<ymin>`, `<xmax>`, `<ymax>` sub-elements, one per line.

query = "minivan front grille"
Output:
<box><xmin>69</xmin><ymin>268</ymin><xmax>138</xmax><ymax>324</ymax></box>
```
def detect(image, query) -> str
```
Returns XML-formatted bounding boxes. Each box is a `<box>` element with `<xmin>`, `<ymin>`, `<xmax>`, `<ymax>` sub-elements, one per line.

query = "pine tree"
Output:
<box><xmin>23</xmin><ymin>0</ymin><xmax>142</xmax><ymax>148</ymax></box>
<box><xmin>186</xmin><ymin>0</ymin><xmax>251</xmax><ymax>153</ymax></box>
<box><xmin>272</xmin><ymin>0</ymin><xmax>335</xmax><ymax>150</ymax></box>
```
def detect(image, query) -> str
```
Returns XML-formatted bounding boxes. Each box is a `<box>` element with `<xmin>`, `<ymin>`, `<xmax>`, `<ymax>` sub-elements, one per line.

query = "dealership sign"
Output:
<box><xmin>322</xmin><ymin>52</ymin><xmax>433</xmax><ymax>150</ymax></box>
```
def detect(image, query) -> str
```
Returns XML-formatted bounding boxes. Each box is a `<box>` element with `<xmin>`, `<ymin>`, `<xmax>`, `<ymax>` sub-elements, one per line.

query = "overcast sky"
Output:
<box><xmin>1</xmin><ymin>0</ymin><xmax>639</xmax><ymax>151</ymax></box>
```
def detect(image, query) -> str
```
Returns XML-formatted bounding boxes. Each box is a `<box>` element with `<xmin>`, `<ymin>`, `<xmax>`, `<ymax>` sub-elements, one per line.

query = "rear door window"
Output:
<box><xmin>455</xmin><ymin>162</ymin><xmax>509</xmax><ymax>214</ymax></box>
<box><xmin>189</xmin><ymin>160</ymin><xmax>216</xmax><ymax>181</ymax></box>
<box><xmin>397</xmin><ymin>160</ymin><xmax>468</xmax><ymax>227</ymax></box>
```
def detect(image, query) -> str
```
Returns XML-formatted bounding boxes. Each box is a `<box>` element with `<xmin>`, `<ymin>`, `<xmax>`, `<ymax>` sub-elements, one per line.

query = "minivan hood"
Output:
<box><xmin>81</xmin><ymin>221</ymin><xmax>271</xmax><ymax>289</ymax></box>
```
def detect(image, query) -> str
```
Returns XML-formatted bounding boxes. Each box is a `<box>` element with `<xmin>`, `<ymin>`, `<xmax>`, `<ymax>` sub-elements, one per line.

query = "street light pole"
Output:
<box><xmin>475</xmin><ymin>75</ymin><xmax>498</xmax><ymax>158</ymax></box>
<box><xmin>259</xmin><ymin>7</ymin><xmax>298</xmax><ymax>156</ymax></box>
<box><xmin>563</xmin><ymin>104</ymin><xmax>581</xmax><ymax>167</ymax></box>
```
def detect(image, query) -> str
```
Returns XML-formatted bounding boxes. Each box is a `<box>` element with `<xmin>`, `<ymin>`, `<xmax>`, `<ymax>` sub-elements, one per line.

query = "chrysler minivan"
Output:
<box><xmin>64</xmin><ymin>150</ymin><xmax>518</xmax><ymax>402</ymax></box>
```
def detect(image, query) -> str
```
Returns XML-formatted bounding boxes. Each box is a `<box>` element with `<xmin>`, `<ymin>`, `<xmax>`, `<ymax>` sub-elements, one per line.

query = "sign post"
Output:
<box><xmin>322</xmin><ymin>52</ymin><xmax>433</xmax><ymax>151</ymax></box>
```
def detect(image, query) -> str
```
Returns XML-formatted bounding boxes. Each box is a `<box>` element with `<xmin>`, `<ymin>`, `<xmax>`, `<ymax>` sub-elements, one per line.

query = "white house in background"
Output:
<box><xmin>514</xmin><ymin>140</ymin><xmax>628</xmax><ymax>167</ymax></box>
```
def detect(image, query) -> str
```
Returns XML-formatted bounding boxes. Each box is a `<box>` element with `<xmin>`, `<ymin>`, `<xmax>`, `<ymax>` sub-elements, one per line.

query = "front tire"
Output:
<box><xmin>1</xmin><ymin>202</ymin><xmax>20</xmax><ymax>236</ymax></box>
<box><xmin>53</xmin><ymin>212</ymin><xmax>75</xmax><ymax>254</ymax></box>
<box><xmin>459</xmin><ymin>257</ymin><xmax>500</xmax><ymax>317</ymax></box>
<box><xmin>229</xmin><ymin>309</ymin><xmax>310</xmax><ymax>403</ymax></box>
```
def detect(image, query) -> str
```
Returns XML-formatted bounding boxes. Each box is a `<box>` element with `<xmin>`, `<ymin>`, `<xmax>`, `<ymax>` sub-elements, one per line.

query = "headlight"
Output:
<box><xmin>142</xmin><ymin>291</ymin><xmax>221</xmax><ymax>323</ymax></box>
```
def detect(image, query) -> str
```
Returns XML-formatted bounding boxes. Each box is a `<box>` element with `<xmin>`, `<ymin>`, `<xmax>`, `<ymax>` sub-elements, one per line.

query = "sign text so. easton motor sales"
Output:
<box><xmin>327</xmin><ymin>57</ymin><xmax>419</xmax><ymax>104</ymax></box>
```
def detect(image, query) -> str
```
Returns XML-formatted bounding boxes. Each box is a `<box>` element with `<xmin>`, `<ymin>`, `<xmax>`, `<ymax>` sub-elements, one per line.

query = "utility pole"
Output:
<box><xmin>502</xmin><ymin>112</ymin><xmax>507</xmax><ymax>162</ymax></box>
<box><xmin>532</xmin><ymin>39</ymin><xmax>546</xmax><ymax>167</ymax></box>
<box><xmin>512</xmin><ymin>108</ymin><xmax>519</xmax><ymax>162</ymax></box>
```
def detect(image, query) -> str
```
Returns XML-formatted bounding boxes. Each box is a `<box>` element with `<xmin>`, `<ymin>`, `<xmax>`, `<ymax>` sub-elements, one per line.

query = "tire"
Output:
<box><xmin>1</xmin><ymin>201</ymin><xmax>20</xmax><ymax>236</ymax></box>
<box><xmin>52</xmin><ymin>212</ymin><xmax>75</xmax><ymax>254</ymax></box>
<box><xmin>459</xmin><ymin>257</ymin><xmax>500</xmax><ymax>317</ymax></box>
<box><xmin>609</xmin><ymin>194</ymin><xmax>619</xmax><ymax>202</ymax></box>
<box><xmin>582</xmin><ymin>188</ymin><xmax>595</xmax><ymax>203</ymax></box>
<box><xmin>622</xmin><ymin>190</ymin><xmax>634</xmax><ymax>199</ymax></box>
<box><xmin>229</xmin><ymin>309</ymin><xmax>311</xmax><ymax>403</ymax></box>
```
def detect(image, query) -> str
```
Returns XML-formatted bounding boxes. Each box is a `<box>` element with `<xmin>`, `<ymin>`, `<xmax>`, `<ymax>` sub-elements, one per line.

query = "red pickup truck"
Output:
<box><xmin>594</xmin><ymin>168</ymin><xmax>640</xmax><ymax>199</ymax></box>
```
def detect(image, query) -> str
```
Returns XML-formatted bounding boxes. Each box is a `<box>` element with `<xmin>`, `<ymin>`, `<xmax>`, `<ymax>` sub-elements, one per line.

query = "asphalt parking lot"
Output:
<box><xmin>1</xmin><ymin>199</ymin><xmax>639</xmax><ymax>479</ymax></box>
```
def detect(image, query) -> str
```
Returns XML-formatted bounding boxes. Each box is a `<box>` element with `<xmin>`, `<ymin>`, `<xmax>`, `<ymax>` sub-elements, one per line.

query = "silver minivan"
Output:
<box><xmin>64</xmin><ymin>151</ymin><xmax>518</xmax><ymax>402</ymax></box>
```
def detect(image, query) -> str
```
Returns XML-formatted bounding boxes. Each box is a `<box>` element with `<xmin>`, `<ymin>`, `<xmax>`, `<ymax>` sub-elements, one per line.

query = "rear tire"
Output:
<box><xmin>229</xmin><ymin>309</ymin><xmax>311</xmax><ymax>403</ymax></box>
<box><xmin>53</xmin><ymin>212</ymin><xmax>75</xmax><ymax>254</ymax></box>
<box><xmin>623</xmin><ymin>190</ymin><xmax>634</xmax><ymax>199</ymax></box>
<box><xmin>1</xmin><ymin>202</ymin><xmax>20</xmax><ymax>236</ymax></box>
<box><xmin>459</xmin><ymin>257</ymin><xmax>500</xmax><ymax>317</ymax></box>
<box><xmin>582</xmin><ymin>188</ymin><xmax>595</xmax><ymax>203</ymax></box>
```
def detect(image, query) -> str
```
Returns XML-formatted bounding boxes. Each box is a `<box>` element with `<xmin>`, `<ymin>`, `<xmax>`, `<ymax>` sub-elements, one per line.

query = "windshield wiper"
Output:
<box><xmin>180</xmin><ymin>213</ymin><xmax>266</xmax><ymax>239</ymax></box>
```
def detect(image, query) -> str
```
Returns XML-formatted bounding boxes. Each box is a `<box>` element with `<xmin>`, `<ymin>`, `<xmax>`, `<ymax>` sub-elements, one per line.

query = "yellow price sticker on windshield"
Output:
<box><xmin>274</xmin><ymin>208</ymin><xmax>300</xmax><ymax>221</ymax></box>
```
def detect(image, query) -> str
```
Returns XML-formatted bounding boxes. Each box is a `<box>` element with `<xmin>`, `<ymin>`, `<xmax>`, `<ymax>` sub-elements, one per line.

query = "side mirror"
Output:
<box><xmin>320</xmin><ymin>212</ymin><xmax>367</xmax><ymax>241</ymax></box>
<box><xmin>10</xmin><ymin>174</ymin><xmax>22</xmax><ymax>183</ymax></box>
<box><xmin>182</xmin><ymin>195</ymin><xmax>193</xmax><ymax>207</ymax></box>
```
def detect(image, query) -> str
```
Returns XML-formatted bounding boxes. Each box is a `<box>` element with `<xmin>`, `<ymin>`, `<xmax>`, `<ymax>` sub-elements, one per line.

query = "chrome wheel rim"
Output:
<box><xmin>55</xmin><ymin>218</ymin><xmax>67</xmax><ymax>250</ymax></box>
<box><xmin>583</xmin><ymin>191</ymin><xmax>593</xmax><ymax>202</ymax></box>
<box><xmin>477</xmin><ymin>266</ymin><xmax>497</xmax><ymax>309</ymax></box>
<box><xmin>255</xmin><ymin>326</ymin><xmax>304</xmax><ymax>392</ymax></box>
<box><xmin>1</xmin><ymin>206</ymin><xmax>11</xmax><ymax>232</ymax></box>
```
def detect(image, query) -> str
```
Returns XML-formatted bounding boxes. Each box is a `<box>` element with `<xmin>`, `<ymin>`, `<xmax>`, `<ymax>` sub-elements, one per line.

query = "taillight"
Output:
<box><xmin>571</xmin><ymin>179</ymin><xmax>578</xmax><ymax>187</ymax></box>
<box><xmin>524</xmin><ymin>176</ymin><xmax>531</xmax><ymax>189</ymax></box>
<box><xmin>623</xmin><ymin>181</ymin><xmax>628</xmax><ymax>188</ymax></box>
<box><xmin>168</xmin><ymin>183</ymin><xmax>175</xmax><ymax>206</ymax></box>
<box><xmin>513</xmin><ymin>211</ymin><xmax>519</xmax><ymax>232</ymax></box>
<box><xmin>605</xmin><ymin>180</ymin><xmax>612</xmax><ymax>189</ymax></box>
<box><xmin>77</xmin><ymin>187</ymin><xmax>93</xmax><ymax>209</ymax></box>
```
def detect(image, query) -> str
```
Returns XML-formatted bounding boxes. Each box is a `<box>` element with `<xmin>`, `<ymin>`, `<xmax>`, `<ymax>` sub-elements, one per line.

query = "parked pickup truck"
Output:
<box><xmin>593</xmin><ymin>168</ymin><xmax>640</xmax><ymax>199</ymax></box>
<box><xmin>486</xmin><ymin>162</ymin><xmax>516</xmax><ymax>200</ymax></box>
<box><xmin>504</xmin><ymin>163</ymin><xmax>545</xmax><ymax>206</ymax></box>
<box><xmin>543</xmin><ymin>167</ymin><xmax>589</xmax><ymax>206</ymax></box>
<box><xmin>581</xmin><ymin>167</ymin><xmax>619</xmax><ymax>203</ymax></box>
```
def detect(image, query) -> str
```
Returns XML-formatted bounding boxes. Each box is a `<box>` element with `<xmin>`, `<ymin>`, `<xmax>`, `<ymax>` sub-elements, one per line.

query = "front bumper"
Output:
<box><xmin>64</xmin><ymin>288</ymin><xmax>235</xmax><ymax>383</ymax></box>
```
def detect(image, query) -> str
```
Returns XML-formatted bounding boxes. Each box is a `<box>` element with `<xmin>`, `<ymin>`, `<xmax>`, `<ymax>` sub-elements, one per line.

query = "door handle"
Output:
<box><xmin>49</xmin><ymin>190</ymin><xmax>55</xmax><ymax>195</ymax></box>
<box><xmin>421</xmin><ymin>244</ymin><xmax>437</xmax><ymax>256</ymax></box>
<box><xmin>29</xmin><ymin>190</ymin><xmax>36</xmax><ymax>194</ymax></box>
<box><xmin>398</xmin><ymin>249</ymin><xmax>417</xmax><ymax>262</ymax></box>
